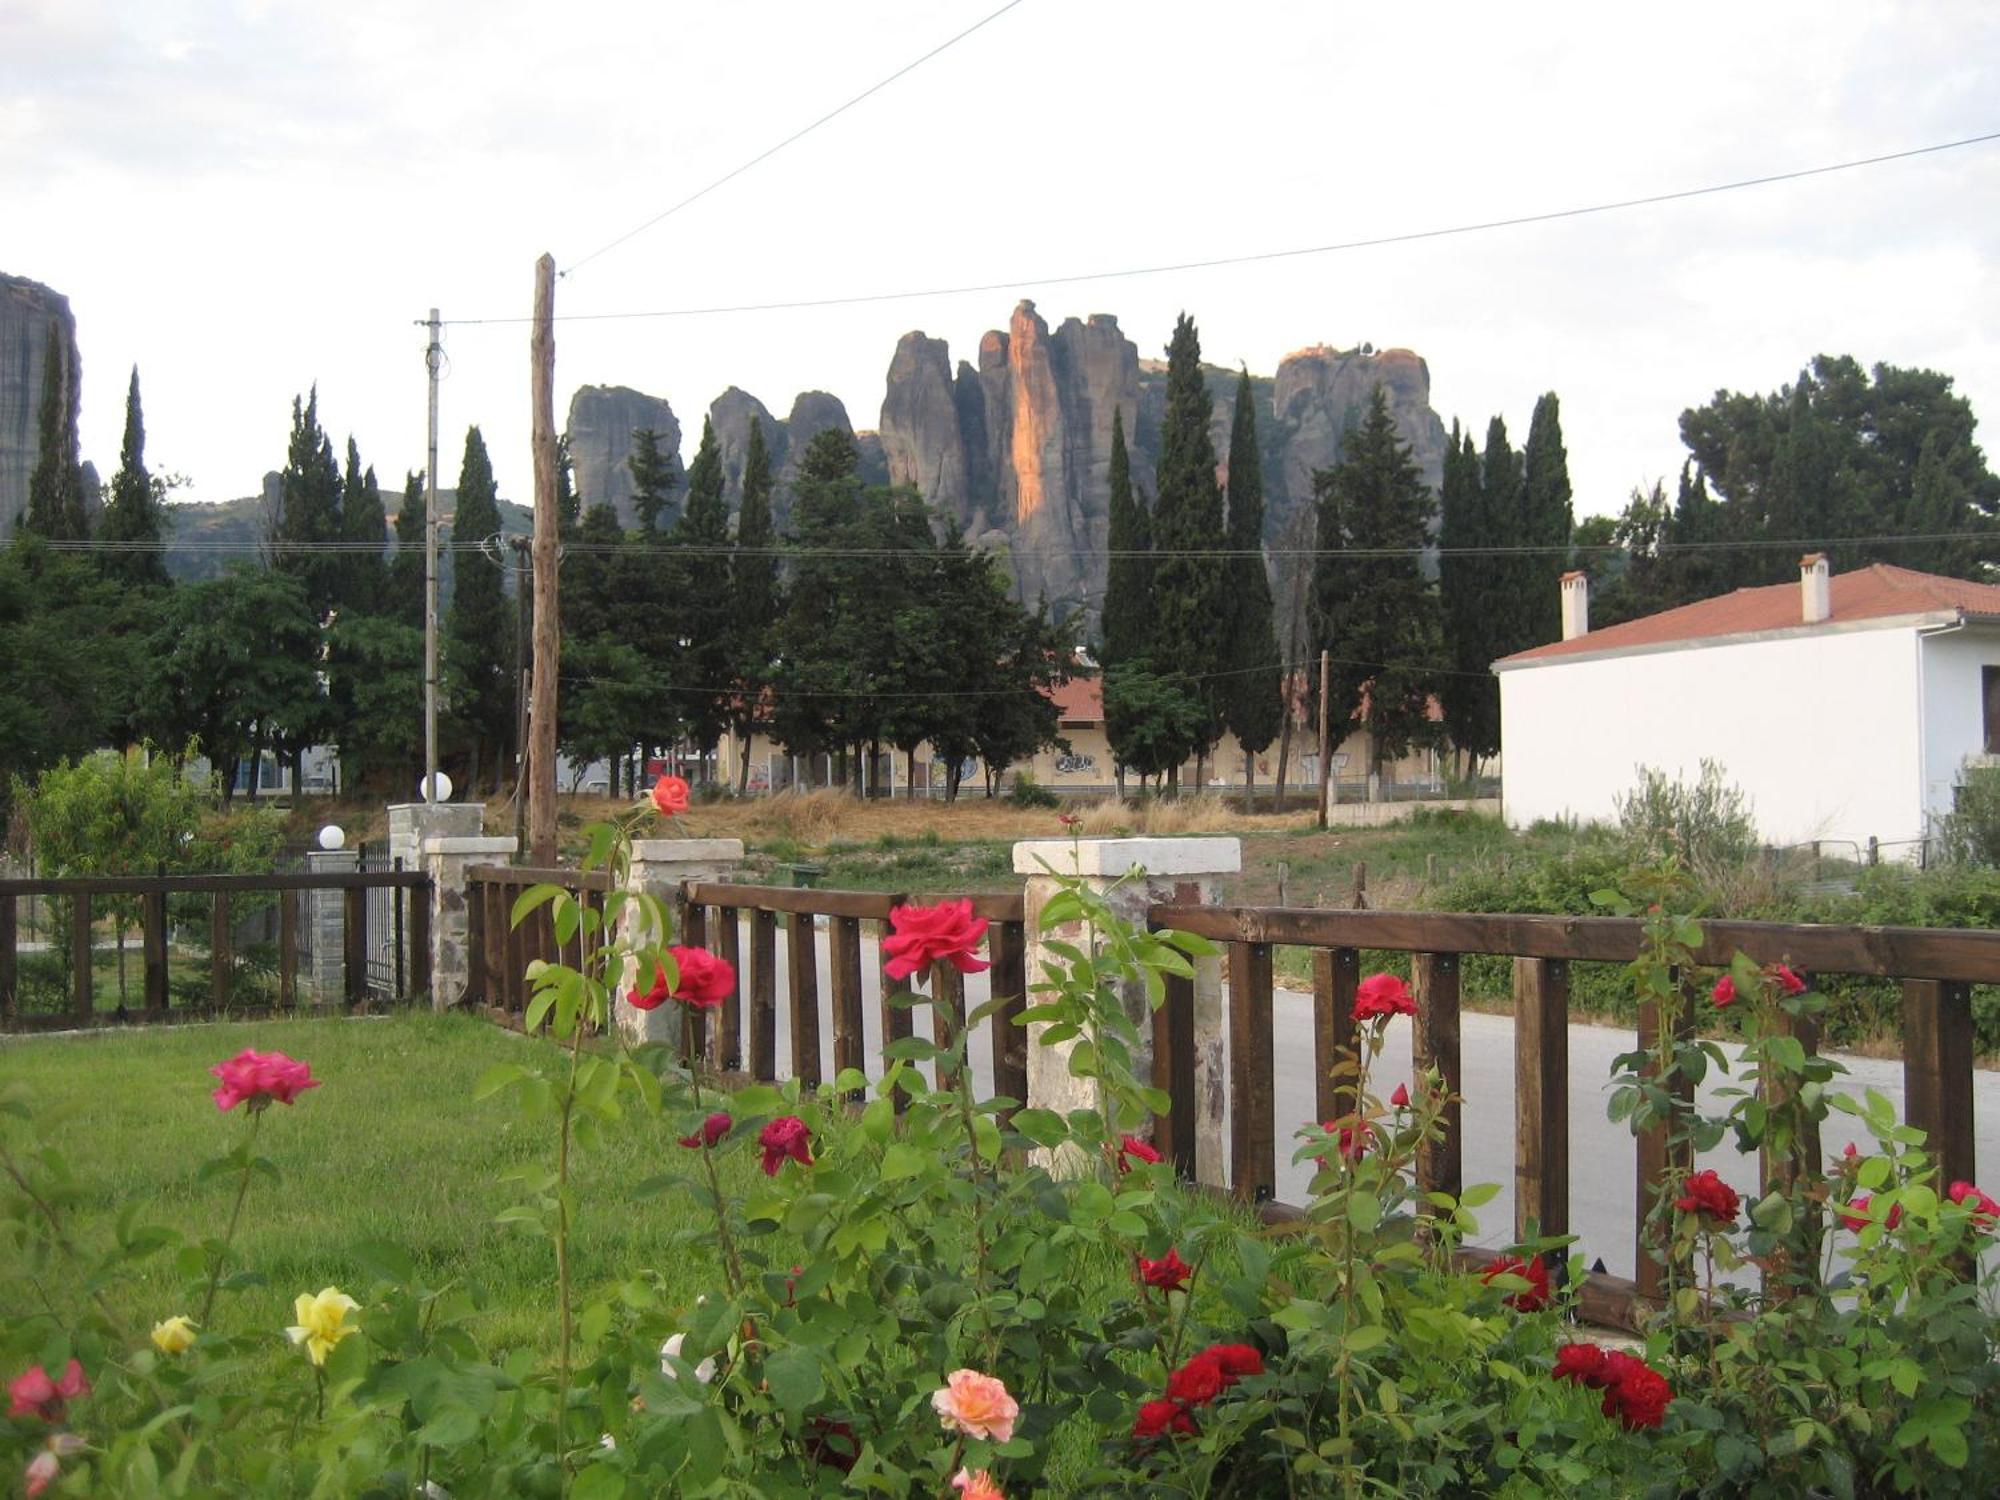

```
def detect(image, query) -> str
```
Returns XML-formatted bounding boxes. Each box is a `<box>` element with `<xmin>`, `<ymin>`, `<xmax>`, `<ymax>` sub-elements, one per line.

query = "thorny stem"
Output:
<box><xmin>199</xmin><ymin>1108</ymin><xmax>263</xmax><ymax>1327</ymax></box>
<box><xmin>554</xmin><ymin>1012</ymin><xmax>584</xmax><ymax>1493</ymax></box>
<box><xmin>937</xmin><ymin>960</ymin><xmax>1000</xmax><ymax>1365</ymax></box>
<box><xmin>696</xmin><ymin>1133</ymin><xmax>746</xmax><ymax>1298</ymax></box>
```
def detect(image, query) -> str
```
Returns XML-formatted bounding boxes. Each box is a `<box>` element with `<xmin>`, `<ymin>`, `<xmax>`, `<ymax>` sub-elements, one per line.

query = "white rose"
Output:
<box><xmin>661</xmin><ymin>1332</ymin><xmax>716</xmax><ymax>1384</ymax></box>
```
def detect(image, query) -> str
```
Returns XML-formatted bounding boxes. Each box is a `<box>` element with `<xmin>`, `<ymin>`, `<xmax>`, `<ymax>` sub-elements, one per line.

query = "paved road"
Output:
<box><xmin>742</xmin><ymin>921</ymin><xmax>1999</xmax><ymax>1280</ymax></box>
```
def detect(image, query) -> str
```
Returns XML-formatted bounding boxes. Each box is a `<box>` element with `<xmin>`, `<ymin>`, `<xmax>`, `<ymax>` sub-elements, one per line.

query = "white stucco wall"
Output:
<box><xmin>1499</xmin><ymin>625</ymin><xmax>1926</xmax><ymax>849</ymax></box>
<box><xmin>1917</xmin><ymin>623</ymin><xmax>2000</xmax><ymax>825</ymax></box>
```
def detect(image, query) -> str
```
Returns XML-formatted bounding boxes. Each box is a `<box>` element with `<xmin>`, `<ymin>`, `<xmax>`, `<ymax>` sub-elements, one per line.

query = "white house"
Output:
<box><xmin>1495</xmin><ymin>556</ymin><xmax>2000</xmax><ymax>854</ymax></box>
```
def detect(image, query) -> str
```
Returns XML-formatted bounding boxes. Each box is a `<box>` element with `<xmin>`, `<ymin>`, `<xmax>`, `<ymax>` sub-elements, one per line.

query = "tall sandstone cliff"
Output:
<box><xmin>0</xmin><ymin>273</ymin><xmax>83</xmax><ymax>539</ymax></box>
<box><xmin>880</xmin><ymin>301</ymin><xmax>1447</xmax><ymax>618</ymax></box>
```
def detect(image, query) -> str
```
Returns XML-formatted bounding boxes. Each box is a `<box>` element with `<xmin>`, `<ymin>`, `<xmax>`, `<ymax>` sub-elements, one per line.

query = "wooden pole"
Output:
<box><xmin>1315</xmin><ymin>648</ymin><xmax>1332</xmax><ymax>829</ymax></box>
<box><xmin>527</xmin><ymin>254</ymin><xmax>560</xmax><ymax>865</ymax></box>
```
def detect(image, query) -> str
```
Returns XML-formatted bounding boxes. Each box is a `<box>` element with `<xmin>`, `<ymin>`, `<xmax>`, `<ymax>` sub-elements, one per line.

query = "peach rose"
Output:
<box><xmin>931</xmin><ymin>1367</ymin><xmax>1018</xmax><ymax>1443</ymax></box>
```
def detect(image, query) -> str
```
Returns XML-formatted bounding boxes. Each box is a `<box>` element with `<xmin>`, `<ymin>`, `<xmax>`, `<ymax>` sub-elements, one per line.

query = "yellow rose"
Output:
<box><xmin>151</xmin><ymin>1314</ymin><xmax>198</xmax><ymax>1355</ymax></box>
<box><xmin>286</xmin><ymin>1286</ymin><xmax>359</xmax><ymax>1367</ymax></box>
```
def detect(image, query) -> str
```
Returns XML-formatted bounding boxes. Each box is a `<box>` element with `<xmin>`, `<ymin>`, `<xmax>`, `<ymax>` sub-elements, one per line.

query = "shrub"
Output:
<box><xmin>1004</xmin><ymin>772</ymin><xmax>1059</xmax><ymax>809</ymax></box>
<box><xmin>1614</xmin><ymin>760</ymin><xmax>1757</xmax><ymax>869</ymax></box>
<box><xmin>1931</xmin><ymin>760</ymin><xmax>2000</xmax><ymax>866</ymax></box>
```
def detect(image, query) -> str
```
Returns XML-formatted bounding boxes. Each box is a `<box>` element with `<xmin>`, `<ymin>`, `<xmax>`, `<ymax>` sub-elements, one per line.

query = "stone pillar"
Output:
<box><xmin>388</xmin><ymin>801</ymin><xmax>484</xmax><ymax>872</ymax></box>
<box><xmin>420</xmin><ymin>834</ymin><xmax>518</xmax><ymax>1009</ymax></box>
<box><xmin>1012</xmin><ymin>836</ymin><xmax>1240</xmax><ymax>1185</ymax></box>
<box><xmin>304</xmin><ymin>848</ymin><xmax>357</xmax><ymax>999</ymax></box>
<box><xmin>613</xmin><ymin>838</ymin><xmax>746</xmax><ymax>1046</ymax></box>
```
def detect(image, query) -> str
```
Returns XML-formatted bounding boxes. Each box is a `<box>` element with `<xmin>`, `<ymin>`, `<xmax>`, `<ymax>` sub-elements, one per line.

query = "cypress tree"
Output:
<box><xmin>1099</xmin><ymin>409</ymin><xmax>1153</xmax><ymax>669</ymax></box>
<box><xmin>1310</xmin><ymin>387</ymin><xmax>1443</xmax><ymax>792</ymax></box>
<box><xmin>628</xmin><ymin>429</ymin><xmax>679</xmax><ymax>532</ymax></box>
<box><xmin>273</xmin><ymin>389</ymin><xmax>345</xmax><ymax>617</ymax></box>
<box><xmin>1219</xmin><ymin>369</ymin><xmax>1283</xmax><ymax>798</ymax></box>
<box><xmin>338</xmin><ymin>437</ymin><xmax>389</xmax><ymax>616</ymax></box>
<box><xmin>1519</xmin><ymin>392</ymin><xmax>1573</xmax><ymax>643</ymax></box>
<box><xmin>390</xmin><ymin>471</ymin><xmax>426</xmax><ymax>627</ymax></box>
<box><xmin>1148</xmin><ymin>313</ymin><xmax>1228</xmax><ymax>775</ymax></box>
<box><xmin>1437</xmin><ymin>421</ymin><xmax>1498</xmax><ymax>764</ymax></box>
<box><xmin>23</xmin><ymin>325</ymin><xmax>85</xmax><ymax>542</ymax></box>
<box><xmin>727</xmin><ymin>417</ymin><xmax>780</xmax><ymax>791</ymax></box>
<box><xmin>672</xmin><ymin>416</ymin><xmax>735</xmax><ymax>768</ymax></box>
<box><xmin>97</xmin><ymin>367</ymin><xmax>169</xmax><ymax>586</ymax></box>
<box><xmin>445</xmin><ymin>426</ymin><xmax>514</xmax><ymax>788</ymax></box>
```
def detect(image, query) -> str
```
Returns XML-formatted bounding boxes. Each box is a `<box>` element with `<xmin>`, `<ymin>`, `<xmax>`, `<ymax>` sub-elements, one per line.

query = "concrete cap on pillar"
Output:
<box><xmin>421</xmin><ymin>836</ymin><xmax>520</xmax><ymax>857</ymax></box>
<box><xmin>632</xmin><ymin>838</ymin><xmax>747</xmax><ymax>862</ymax></box>
<box><xmin>1012</xmin><ymin>836</ymin><xmax>1241</xmax><ymax>877</ymax></box>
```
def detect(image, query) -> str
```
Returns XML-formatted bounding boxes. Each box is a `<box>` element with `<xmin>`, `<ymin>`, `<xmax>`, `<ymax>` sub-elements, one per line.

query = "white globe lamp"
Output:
<box><xmin>419</xmin><ymin>771</ymin><xmax>455</xmax><ymax>804</ymax></box>
<box><xmin>316</xmin><ymin>825</ymin><xmax>346</xmax><ymax>852</ymax></box>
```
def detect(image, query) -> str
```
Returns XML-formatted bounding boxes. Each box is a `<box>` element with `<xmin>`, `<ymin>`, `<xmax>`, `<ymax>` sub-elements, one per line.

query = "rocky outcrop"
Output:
<box><xmin>564</xmin><ymin>385</ymin><xmax>681</xmax><ymax>526</ymax></box>
<box><xmin>0</xmin><ymin>273</ymin><xmax>81</xmax><ymax>539</ymax></box>
<box><xmin>1268</xmin><ymin>345</ymin><xmax>1447</xmax><ymax>506</ymax></box>
<box><xmin>881</xmin><ymin>333</ymin><xmax>967</xmax><ymax>518</ymax></box>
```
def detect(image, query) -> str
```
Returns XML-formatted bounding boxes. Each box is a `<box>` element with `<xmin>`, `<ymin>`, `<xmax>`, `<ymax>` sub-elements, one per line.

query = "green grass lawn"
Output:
<box><xmin>0</xmin><ymin>1012</ymin><xmax>767</xmax><ymax>1359</ymax></box>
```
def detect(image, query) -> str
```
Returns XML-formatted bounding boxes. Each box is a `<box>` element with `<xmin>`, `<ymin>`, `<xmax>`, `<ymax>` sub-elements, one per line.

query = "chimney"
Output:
<box><xmin>1800</xmin><ymin>553</ymin><xmax>1830</xmax><ymax>624</ymax></box>
<box><xmin>1560</xmin><ymin>570</ymin><xmax>1589</xmax><ymax>640</ymax></box>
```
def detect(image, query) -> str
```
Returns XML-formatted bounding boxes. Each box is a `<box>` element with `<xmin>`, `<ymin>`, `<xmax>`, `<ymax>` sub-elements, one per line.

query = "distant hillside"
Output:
<box><xmin>165</xmin><ymin>486</ymin><xmax>532</xmax><ymax>602</ymax></box>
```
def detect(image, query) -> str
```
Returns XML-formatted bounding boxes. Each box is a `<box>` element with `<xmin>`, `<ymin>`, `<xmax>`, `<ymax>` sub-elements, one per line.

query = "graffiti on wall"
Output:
<box><xmin>1054</xmin><ymin>752</ymin><xmax>1097</xmax><ymax>776</ymax></box>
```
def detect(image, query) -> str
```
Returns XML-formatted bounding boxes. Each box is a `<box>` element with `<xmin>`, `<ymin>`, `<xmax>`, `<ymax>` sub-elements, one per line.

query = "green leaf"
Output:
<box><xmin>1344</xmin><ymin>1324</ymin><xmax>1387</xmax><ymax>1353</ymax></box>
<box><xmin>571</xmin><ymin>1463</ymin><xmax>628</xmax><ymax>1500</ymax></box>
<box><xmin>473</xmin><ymin>1063</ymin><xmax>530</xmax><ymax>1101</ymax></box>
<box><xmin>764</xmin><ymin>1345</ymin><xmax>824</xmax><ymax>1419</ymax></box>
<box><xmin>879</xmin><ymin>1143</ymin><xmax>930</xmax><ymax>1182</ymax></box>
<box><xmin>509</xmin><ymin>883</ymin><xmax>563</xmax><ymax>929</ymax></box>
<box><xmin>1008</xmin><ymin>1108</ymin><xmax>1069</xmax><ymax>1149</ymax></box>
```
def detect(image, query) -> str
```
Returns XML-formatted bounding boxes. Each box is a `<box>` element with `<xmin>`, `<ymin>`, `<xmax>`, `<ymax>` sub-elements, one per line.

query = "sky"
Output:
<box><xmin>4</xmin><ymin>0</ymin><xmax>1998</xmax><ymax>521</ymax></box>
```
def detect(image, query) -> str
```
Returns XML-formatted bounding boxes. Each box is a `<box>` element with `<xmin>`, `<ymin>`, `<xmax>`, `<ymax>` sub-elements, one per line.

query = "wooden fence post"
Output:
<box><xmin>71</xmin><ymin>892</ymin><xmax>92</xmax><ymax>1021</ymax></box>
<box><xmin>1413</xmin><ymin>952</ymin><xmax>1462</xmax><ymax>1203</ymax></box>
<box><xmin>1904</xmin><ymin>979</ymin><xmax>1976</xmax><ymax>1190</ymax></box>
<box><xmin>1513</xmin><ymin>957</ymin><xmax>1569</xmax><ymax>1245</ymax></box>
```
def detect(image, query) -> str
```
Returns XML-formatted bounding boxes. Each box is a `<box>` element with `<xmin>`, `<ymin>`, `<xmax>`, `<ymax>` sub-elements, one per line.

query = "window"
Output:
<box><xmin>1984</xmin><ymin>666</ymin><xmax>2000</xmax><ymax>754</ymax></box>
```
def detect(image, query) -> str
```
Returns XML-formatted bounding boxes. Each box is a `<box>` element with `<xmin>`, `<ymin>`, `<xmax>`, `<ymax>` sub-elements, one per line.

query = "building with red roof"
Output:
<box><xmin>1494</xmin><ymin>556</ymin><xmax>2000</xmax><ymax>851</ymax></box>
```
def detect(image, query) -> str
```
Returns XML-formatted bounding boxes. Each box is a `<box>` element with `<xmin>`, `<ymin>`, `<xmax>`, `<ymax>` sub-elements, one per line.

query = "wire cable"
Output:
<box><xmin>447</xmin><ymin>129</ymin><xmax>2000</xmax><ymax>326</ymax></box>
<box><xmin>561</xmin><ymin>0</ymin><xmax>1027</xmax><ymax>278</ymax></box>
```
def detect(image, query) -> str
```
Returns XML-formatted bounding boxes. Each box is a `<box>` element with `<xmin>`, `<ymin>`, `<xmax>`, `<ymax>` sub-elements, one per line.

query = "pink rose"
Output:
<box><xmin>628</xmin><ymin>962</ymin><xmax>671</xmax><ymax>1011</ymax></box>
<box><xmin>758</xmin><ymin>1115</ymin><xmax>813</xmax><ymax>1176</ymax></box>
<box><xmin>209</xmin><ymin>1049</ymin><xmax>319</xmax><ymax>1113</ymax></box>
<box><xmin>1352</xmin><ymin>973</ymin><xmax>1414</xmax><ymax>1022</ymax></box>
<box><xmin>1948</xmin><ymin>1180</ymin><xmax>2000</xmax><ymax>1227</ymax></box>
<box><xmin>882</xmin><ymin>899</ymin><xmax>990</xmax><ymax>983</ymax></box>
<box><xmin>651</xmin><ymin>774</ymin><xmax>690</xmax><ymax>816</ymax></box>
<box><xmin>1838</xmin><ymin>1194</ymin><xmax>1902</xmax><ymax>1232</ymax></box>
<box><xmin>7</xmin><ymin>1361</ymin><xmax>87</xmax><ymax>1423</ymax></box>
<box><xmin>953</xmin><ymin>1469</ymin><xmax>1006</xmax><ymax>1500</ymax></box>
<box><xmin>24</xmin><ymin>1451</ymin><xmax>58</xmax><ymax>1499</ymax></box>
<box><xmin>1711</xmin><ymin>975</ymin><xmax>1737</xmax><ymax>1007</ymax></box>
<box><xmin>666</xmin><ymin>946</ymin><xmax>735</xmax><ymax>1009</ymax></box>
<box><xmin>931</xmin><ymin>1368</ymin><xmax>1018</xmax><ymax>1443</ymax></box>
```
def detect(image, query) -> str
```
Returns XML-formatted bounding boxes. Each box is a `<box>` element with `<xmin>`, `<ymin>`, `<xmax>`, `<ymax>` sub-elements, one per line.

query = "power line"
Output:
<box><xmin>561</xmin><ymin>0</ymin><xmax>1027</xmax><ymax>278</ymax></box>
<box><xmin>445</xmin><ymin>129</ymin><xmax>2000</xmax><ymax>327</ymax></box>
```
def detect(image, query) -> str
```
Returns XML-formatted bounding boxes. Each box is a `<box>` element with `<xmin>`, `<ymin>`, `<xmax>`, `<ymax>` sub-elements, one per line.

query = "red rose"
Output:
<box><xmin>1552</xmin><ymin>1343</ymin><xmax>1608</xmax><ymax>1387</ymax></box>
<box><xmin>7</xmin><ymin>1360</ymin><xmax>87</xmax><ymax>1422</ymax></box>
<box><xmin>1133</xmin><ymin>1398</ymin><xmax>1197</xmax><ymax>1439</ymax></box>
<box><xmin>209</xmin><ymin>1049</ymin><xmax>319</xmax><ymax>1113</ymax></box>
<box><xmin>1710</xmin><ymin>975</ymin><xmax>1737</xmax><ymax>1008</ymax></box>
<box><xmin>667</xmin><ymin>945</ymin><xmax>735</xmax><ymax>1009</ymax></box>
<box><xmin>1837</xmin><ymin>1194</ymin><xmax>1903</xmax><ymax>1232</ymax></box>
<box><xmin>628</xmin><ymin>962</ymin><xmax>672</xmax><ymax>1011</ymax></box>
<box><xmin>678</xmin><ymin>1111</ymin><xmax>731</xmax><ymax>1149</ymax></box>
<box><xmin>882</xmin><ymin>898</ymin><xmax>991</xmax><ymax>983</ymax></box>
<box><xmin>1605</xmin><ymin>1362</ymin><xmax>1672</xmax><ymax>1431</ymax></box>
<box><xmin>1117</xmin><ymin>1134</ymin><xmax>1163</xmax><ymax>1171</ymax></box>
<box><xmin>1771</xmin><ymin>964</ymin><xmax>1806</xmax><ymax>995</ymax></box>
<box><xmin>1057</xmin><ymin>811</ymin><xmax>1082</xmax><ymax>829</ymax></box>
<box><xmin>803</xmin><ymin>1416</ymin><xmax>860</xmax><ymax>1473</ymax></box>
<box><xmin>1389</xmin><ymin>1082</ymin><xmax>1410</xmax><ymax>1108</ymax></box>
<box><xmin>758</xmin><ymin>1115</ymin><xmax>813</xmax><ymax>1176</ymax></box>
<box><xmin>1165</xmin><ymin>1352</ymin><xmax>1226</xmax><ymax>1406</ymax></box>
<box><xmin>1352</xmin><ymin>973</ymin><xmax>1415</xmax><ymax>1022</ymax></box>
<box><xmin>651</xmin><ymin>774</ymin><xmax>690</xmax><ymax>816</ymax></box>
<box><xmin>1948</xmin><ymin>1180</ymin><xmax>2000</xmax><ymax>1226</ymax></box>
<box><xmin>1138</xmin><ymin>1249</ymin><xmax>1192</xmax><ymax>1292</ymax></box>
<box><xmin>1315</xmin><ymin>1120</ymin><xmax>1369</xmax><ymax>1165</ymax></box>
<box><xmin>1203</xmin><ymin>1343</ymin><xmax>1263</xmax><ymax>1381</ymax></box>
<box><xmin>1674</xmin><ymin>1169</ymin><xmax>1740</xmax><ymax>1225</ymax></box>
<box><xmin>1481</xmin><ymin>1254</ymin><xmax>1551</xmax><ymax>1312</ymax></box>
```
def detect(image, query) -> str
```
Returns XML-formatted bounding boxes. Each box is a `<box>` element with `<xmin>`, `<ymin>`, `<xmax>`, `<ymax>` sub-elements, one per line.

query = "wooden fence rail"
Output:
<box><xmin>0</xmin><ymin>870</ymin><xmax>431</xmax><ymax>1028</ymax></box>
<box><xmin>1148</xmin><ymin>901</ymin><xmax>1991</xmax><ymax>1329</ymax></box>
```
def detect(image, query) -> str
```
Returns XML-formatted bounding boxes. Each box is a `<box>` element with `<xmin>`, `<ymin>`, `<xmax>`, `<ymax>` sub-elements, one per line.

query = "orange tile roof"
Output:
<box><xmin>1051</xmin><ymin>673</ymin><xmax>1440</xmax><ymax>725</ymax></box>
<box><xmin>1498</xmin><ymin>564</ymin><xmax>2000</xmax><ymax>667</ymax></box>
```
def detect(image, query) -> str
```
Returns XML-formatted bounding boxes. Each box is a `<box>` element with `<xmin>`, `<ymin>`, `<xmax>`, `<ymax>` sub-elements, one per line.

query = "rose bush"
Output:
<box><xmin>4</xmin><ymin>823</ymin><xmax>1996</xmax><ymax>1495</ymax></box>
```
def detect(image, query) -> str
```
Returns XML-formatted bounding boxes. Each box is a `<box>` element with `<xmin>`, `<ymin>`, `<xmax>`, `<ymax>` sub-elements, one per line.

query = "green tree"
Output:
<box><xmin>1219</xmin><ymin>370</ymin><xmax>1282</xmax><ymax>800</ymax></box>
<box><xmin>628</xmin><ymin>429</ymin><xmax>679</xmax><ymax>533</ymax></box>
<box><xmin>1437</xmin><ymin>421</ymin><xmax>1498</xmax><ymax>763</ymax></box>
<box><xmin>0</xmin><ymin>542</ymin><xmax>131</xmax><ymax>810</ymax></box>
<box><xmin>671</xmin><ymin>417</ymin><xmax>735</xmax><ymax>771</ymax></box>
<box><xmin>96</xmin><ymin>367</ymin><xmax>170</xmax><ymax>587</ymax></box>
<box><xmin>445</xmin><ymin>426</ymin><xmax>514</xmax><ymax>790</ymax></box>
<box><xmin>338</xmin><ymin>438</ymin><xmax>389</xmax><ymax>616</ymax></box>
<box><xmin>1099</xmin><ymin>408</ymin><xmax>1153</xmax><ymax>671</ymax></box>
<box><xmin>23</xmin><ymin>324</ymin><xmax>86</xmax><ymax>542</ymax></box>
<box><xmin>1517</xmin><ymin>392</ymin><xmax>1574</xmax><ymax>645</ymax></box>
<box><xmin>770</xmin><ymin>428</ymin><xmax>870</xmax><ymax>778</ymax></box>
<box><xmin>389</xmin><ymin>471</ymin><xmax>426</xmax><ymax>628</ymax></box>
<box><xmin>1311</xmin><ymin>387</ymin><xmax>1443</xmax><ymax>791</ymax></box>
<box><xmin>1103</xmin><ymin>665</ymin><xmax>1207</xmax><ymax>788</ymax></box>
<box><xmin>271</xmin><ymin>389</ymin><xmax>345</xmax><ymax>617</ymax></box>
<box><xmin>325</xmin><ymin>612</ymin><xmax>424</xmax><ymax>790</ymax></box>
<box><xmin>1147</xmin><ymin>313</ymin><xmax>1228</xmax><ymax>779</ymax></box>
<box><xmin>727</xmin><ymin>417</ymin><xmax>781</xmax><ymax>792</ymax></box>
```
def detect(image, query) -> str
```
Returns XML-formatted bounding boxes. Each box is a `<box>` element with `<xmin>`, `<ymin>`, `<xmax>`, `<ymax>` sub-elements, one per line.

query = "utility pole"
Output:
<box><xmin>527</xmin><ymin>255</ymin><xmax>560</xmax><ymax>864</ymax></box>
<box><xmin>1316</xmin><ymin>647</ymin><xmax>1332</xmax><ymax>830</ymax></box>
<box><xmin>423</xmin><ymin>308</ymin><xmax>442</xmax><ymax>804</ymax></box>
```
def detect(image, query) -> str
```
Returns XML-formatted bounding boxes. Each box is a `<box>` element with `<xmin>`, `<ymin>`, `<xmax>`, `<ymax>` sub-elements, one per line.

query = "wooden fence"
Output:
<box><xmin>0</xmin><ymin>870</ymin><xmax>431</xmax><ymax>1029</ymax></box>
<box><xmin>1147</xmin><ymin>903</ymin><xmax>1993</xmax><ymax>1328</ymax></box>
<box><xmin>466</xmin><ymin>865</ymin><xmax>613</xmax><ymax>1014</ymax></box>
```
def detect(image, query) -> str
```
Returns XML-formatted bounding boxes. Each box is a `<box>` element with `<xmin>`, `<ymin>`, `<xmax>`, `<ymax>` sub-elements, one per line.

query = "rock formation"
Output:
<box><xmin>564</xmin><ymin>385</ymin><xmax>682</xmax><ymax>527</ymax></box>
<box><xmin>0</xmin><ymin>273</ymin><xmax>82</xmax><ymax>539</ymax></box>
